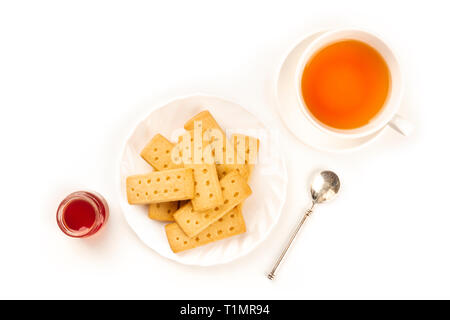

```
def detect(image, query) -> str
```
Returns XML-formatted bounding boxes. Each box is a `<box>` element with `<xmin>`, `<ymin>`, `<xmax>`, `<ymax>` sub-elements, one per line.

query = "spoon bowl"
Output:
<box><xmin>311</xmin><ymin>170</ymin><xmax>340</xmax><ymax>204</ymax></box>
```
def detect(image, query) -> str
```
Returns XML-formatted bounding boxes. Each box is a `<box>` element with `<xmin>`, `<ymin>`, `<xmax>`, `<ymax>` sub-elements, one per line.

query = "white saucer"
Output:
<box><xmin>275</xmin><ymin>32</ymin><xmax>386</xmax><ymax>152</ymax></box>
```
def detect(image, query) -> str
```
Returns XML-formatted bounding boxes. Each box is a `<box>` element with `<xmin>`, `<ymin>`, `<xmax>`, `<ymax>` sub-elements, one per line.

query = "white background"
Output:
<box><xmin>0</xmin><ymin>0</ymin><xmax>448</xmax><ymax>299</ymax></box>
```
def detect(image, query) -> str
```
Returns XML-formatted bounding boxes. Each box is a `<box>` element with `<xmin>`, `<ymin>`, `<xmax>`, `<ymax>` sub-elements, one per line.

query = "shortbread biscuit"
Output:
<box><xmin>215</xmin><ymin>139</ymin><xmax>248</xmax><ymax>180</ymax></box>
<box><xmin>176</xmin><ymin>131</ymin><xmax>224</xmax><ymax>211</ymax></box>
<box><xmin>140</xmin><ymin>134</ymin><xmax>182</xmax><ymax>171</ymax></box>
<box><xmin>182</xmin><ymin>111</ymin><xmax>226</xmax><ymax>163</ymax></box>
<box><xmin>148</xmin><ymin>201</ymin><xmax>179</xmax><ymax>222</ymax></box>
<box><xmin>184</xmin><ymin>110</ymin><xmax>225</xmax><ymax>135</ymax></box>
<box><xmin>174</xmin><ymin>171</ymin><xmax>251</xmax><ymax>237</ymax></box>
<box><xmin>216</xmin><ymin>161</ymin><xmax>248</xmax><ymax>181</ymax></box>
<box><xmin>186</xmin><ymin>163</ymin><xmax>223</xmax><ymax>212</ymax></box>
<box><xmin>126</xmin><ymin>168</ymin><xmax>195</xmax><ymax>204</ymax></box>
<box><xmin>165</xmin><ymin>206</ymin><xmax>246</xmax><ymax>253</ymax></box>
<box><xmin>230</xmin><ymin>134</ymin><xmax>260</xmax><ymax>213</ymax></box>
<box><xmin>215</xmin><ymin>134</ymin><xmax>256</xmax><ymax>180</ymax></box>
<box><xmin>231</xmin><ymin>134</ymin><xmax>260</xmax><ymax>180</ymax></box>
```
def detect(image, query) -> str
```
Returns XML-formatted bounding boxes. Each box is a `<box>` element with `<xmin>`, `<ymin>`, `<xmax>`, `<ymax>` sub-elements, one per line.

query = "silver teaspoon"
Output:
<box><xmin>267</xmin><ymin>170</ymin><xmax>341</xmax><ymax>280</ymax></box>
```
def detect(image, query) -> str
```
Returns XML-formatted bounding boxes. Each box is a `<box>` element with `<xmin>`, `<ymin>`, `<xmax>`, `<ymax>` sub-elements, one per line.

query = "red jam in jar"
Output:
<box><xmin>57</xmin><ymin>191</ymin><xmax>109</xmax><ymax>238</ymax></box>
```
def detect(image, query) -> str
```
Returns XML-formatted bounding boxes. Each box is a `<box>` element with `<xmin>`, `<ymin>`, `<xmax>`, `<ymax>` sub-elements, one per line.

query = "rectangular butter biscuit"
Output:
<box><xmin>215</xmin><ymin>137</ymin><xmax>248</xmax><ymax>180</ymax></box>
<box><xmin>186</xmin><ymin>163</ymin><xmax>223</xmax><ymax>212</ymax></box>
<box><xmin>126</xmin><ymin>168</ymin><xmax>194</xmax><ymax>204</ymax></box>
<box><xmin>231</xmin><ymin>134</ymin><xmax>260</xmax><ymax>180</ymax></box>
<box><xmin>174</xmin><ymin>171</ymin><xmax>251</xmax><ymax>237</ymax></box>
<box><xmin>140</xmin><ymin>134</ymin><xmax>183</xmax><ymax>171</ymax></box>
<box><xmin>184</xmin><ymin>110</ymin><xmax>225</xmax><ymax>135</ymax></box>
<box><xmin>148</xmin><ymin>201</ymin><xmax>179</xmax><ymax>222</ymax></box>
<box><xmin>166</xmin><ymin>206</ymin><xmax>246</xmax><ymax>253</ymax></box>
<box><xmin>231</xmin><ymin>134</ymin><xmax>259</xmax><ymax>213</ymax></box>
<box><xmin>176</xmin><ymin>131</ymin><xmax>224</xmax><ymax>211</ymax></box>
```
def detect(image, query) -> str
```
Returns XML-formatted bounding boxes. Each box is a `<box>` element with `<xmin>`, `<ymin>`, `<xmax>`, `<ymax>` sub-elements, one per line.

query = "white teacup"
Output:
<box><xmin>295</xmin><ymin>28</ymin><xmax>413</xmax><ymax>138</ymax></box>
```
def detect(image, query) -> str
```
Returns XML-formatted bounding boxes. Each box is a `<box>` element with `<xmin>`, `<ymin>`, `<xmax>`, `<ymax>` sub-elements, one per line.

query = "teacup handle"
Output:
<box><xmin>388</xmin><ymin>114</ymin><xmax>414</xmax><ymax>136</ymax></box>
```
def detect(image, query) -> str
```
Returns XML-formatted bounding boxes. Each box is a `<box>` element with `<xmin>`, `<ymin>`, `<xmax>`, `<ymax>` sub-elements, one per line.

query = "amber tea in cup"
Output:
<box><xmin>301</xmin><ymin>39</ymin><xmax>391</xmax><ymax>130</ymax></box>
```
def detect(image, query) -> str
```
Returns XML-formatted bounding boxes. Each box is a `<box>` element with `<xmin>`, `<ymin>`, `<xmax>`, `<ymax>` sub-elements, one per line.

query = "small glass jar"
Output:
<box><xmin>56</xmin><ymin>191</ymin><xmax>109</xmax><ymax>238</ymax></box>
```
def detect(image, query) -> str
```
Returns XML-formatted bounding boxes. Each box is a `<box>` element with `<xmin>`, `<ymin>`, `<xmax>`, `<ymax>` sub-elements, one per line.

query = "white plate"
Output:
<box><xmin>118</xmin><ymin>94</ymin><xmax>288</xmax><ymax>266</ymax></box>
<box><xmin>275</xmin><ymin>32</ymin><xmax>386</xmax><ymax>152</ymax></box>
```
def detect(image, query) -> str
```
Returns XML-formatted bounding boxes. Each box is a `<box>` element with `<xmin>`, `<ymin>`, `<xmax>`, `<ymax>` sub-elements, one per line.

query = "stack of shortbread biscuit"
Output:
<box><xmin>126</xmin><ymin>111</ymin><xmax>259</xmax><ymax>253</ymax></box>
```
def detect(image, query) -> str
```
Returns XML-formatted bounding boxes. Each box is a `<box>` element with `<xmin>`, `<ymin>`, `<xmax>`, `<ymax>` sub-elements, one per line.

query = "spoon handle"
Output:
<box><xmin>267</xmin><ymin>204</ymin><xmax>314</xmax><ymax>280</ymax></box>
